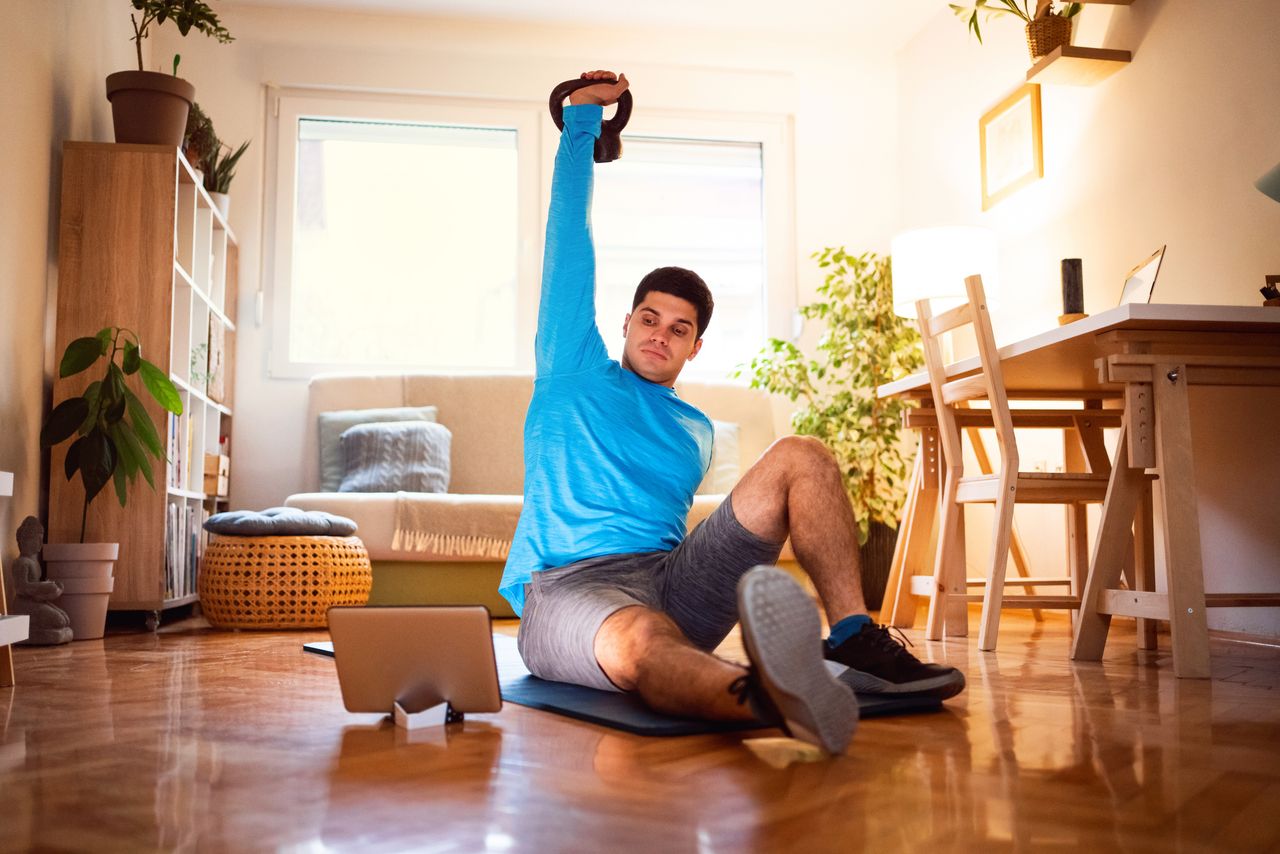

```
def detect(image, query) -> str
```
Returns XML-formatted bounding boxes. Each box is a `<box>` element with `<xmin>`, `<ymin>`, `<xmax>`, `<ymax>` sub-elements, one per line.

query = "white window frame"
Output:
<box><xmin>264</xmin><ymin>88</ymin><xmax>794</xmax><ymax>378</ymax></box>
<box><xmin>263</xmin><ymin>88</ymin><xmax>542</xmax><ymax>378</ymax></box>
<box><xmin>543</xmin><ymin>109</ymin><xmax>796</xmax><ymax>356</ymax></box>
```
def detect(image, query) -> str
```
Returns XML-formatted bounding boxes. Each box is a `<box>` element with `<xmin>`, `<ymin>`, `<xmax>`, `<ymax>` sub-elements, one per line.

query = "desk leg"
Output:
<box><xmin>1153</xmin><ymin>363</ymin><xmax>1210</xmax><ymax>679</ymax></box>
<box><xmin>1135</xmin><ymin>484</ymin><xmax>1157</xmax><ymax>651</ymax></box>
<box><xmin>880</xmin><ymin>444</ymin><xmax>919</xmax><ymax>625</ymax></box>
<box><xmin>926</xmin><ymin>467</ymin><xmax>965</xmax><ymax>641</ymax></box>
<box><xmin>1073</xmin><ymin>424</ymin><xmax>1145</xmax><ymax>663</ymax></box>
<box><xmin>946</xmin><ymin>503</ymin><xmax>969</xmax><ymax>638</ymax></box>
<box><xmin>885</xmin><ymin>438</ymin><xmax>940</xmax><ymax>628</ymax></box>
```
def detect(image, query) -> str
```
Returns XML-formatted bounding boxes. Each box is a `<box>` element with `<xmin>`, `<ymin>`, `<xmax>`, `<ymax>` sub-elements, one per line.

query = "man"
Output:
<box><xmin>500</xmin><ymin>70</ymin><xmax>964</xmax><ymax>755</ymax></box>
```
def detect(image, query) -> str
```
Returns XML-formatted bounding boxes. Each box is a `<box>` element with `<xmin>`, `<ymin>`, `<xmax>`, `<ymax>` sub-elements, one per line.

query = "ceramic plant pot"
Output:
<box><xmin>53</xmin><ymin>576</ymin><xmax>116</xmax><ymax>641</ymax></box>
<box><xmin>210</xmin><ymin>192</ymin><xmax>231</xmax><ymax>221</ymax></box>
<box><xmin>106</xmin><ymin>71</ymin><xmax>196</xmax><ymax>146</ymax></box>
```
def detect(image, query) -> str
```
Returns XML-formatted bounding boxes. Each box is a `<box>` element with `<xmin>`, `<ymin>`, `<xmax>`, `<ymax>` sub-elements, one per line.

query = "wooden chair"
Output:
<box><xmin>915</xmin><ymin>275</ymin><xmax>1130</xmax><ymax>651</ymax></box>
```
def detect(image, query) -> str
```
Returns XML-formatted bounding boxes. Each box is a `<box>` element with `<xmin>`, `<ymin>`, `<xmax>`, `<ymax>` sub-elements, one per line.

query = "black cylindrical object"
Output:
<box><xmin>548</xmin><ymin>78</ymin><xmax>633</xmax><ymax>163</ymax></box>
<box><xmin>1061</xmin><ymin>258</ymin><xmax>1084</xmax><ymax>314</ymax></box>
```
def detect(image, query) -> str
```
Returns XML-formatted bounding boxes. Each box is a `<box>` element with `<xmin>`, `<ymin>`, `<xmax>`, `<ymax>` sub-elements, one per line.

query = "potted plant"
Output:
<box><xmin>39</xmin><ymin>327</ymin><xmax>182</xmax><ymax>638</ymax></box>
<box><xmin>182</xmin><ymin>100</ymin><xmax>217</xmax><ymax>178</ymax></box>
<box><xmin>735</xmin><ymin>248</ymin><xmax>923</xmax><ymax>610</ymax></box>
<box><xmin>951</xmin><ymin>0</ymin><xmax>1082</xmax><ymax>60</ymax></box>
<box><xmin>202</xmin><ymin>137</ymin><xmax>250</xmax><ymax>220</ymax></box>
<box><xmin>106</xmin><ymin>0</ymin><xmax>234</xmax><ymax>146</ymax></box>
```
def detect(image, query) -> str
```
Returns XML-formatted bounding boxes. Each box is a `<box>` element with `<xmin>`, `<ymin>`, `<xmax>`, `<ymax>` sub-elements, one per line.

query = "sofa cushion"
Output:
<box><xmin>696</xmin><ymin>420</ymin><xmax>741</xmax><ymax>495</ymax></box>
<box><xmin>318</xmin><ymin>405</ymin><xmax>438</xmax><ymax>492</ymax></box>
<box><xmin>339</xmin><ymin>421</ymin><xmax>451</xmax><ymax>494</ymax></box>
<box><xmin>204</xmin><ymin>506</ymin><xmax>358</xmax><ymax>537</ymax></box>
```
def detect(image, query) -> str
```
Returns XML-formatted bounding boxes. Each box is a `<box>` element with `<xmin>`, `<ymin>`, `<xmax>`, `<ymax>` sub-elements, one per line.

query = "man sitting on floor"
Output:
<box><xmin>499</xmin><ymin>70</ymin><xmax>964</xmax><ymax>755</ymax></box>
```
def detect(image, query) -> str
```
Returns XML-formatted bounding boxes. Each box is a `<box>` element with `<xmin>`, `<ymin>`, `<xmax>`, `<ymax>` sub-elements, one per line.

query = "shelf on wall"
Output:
<box><xmin>1027</xmin><ymin>46</ymin><xmax>1132</xmax><ymax>86</ymax></box>
<box><xmin>0</xmin><ymin>615</ymin><xmax>30</xmax><ymax>647</ymax></box>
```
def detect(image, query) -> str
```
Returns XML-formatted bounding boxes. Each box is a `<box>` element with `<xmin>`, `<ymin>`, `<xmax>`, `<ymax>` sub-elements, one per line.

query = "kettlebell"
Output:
<box><xmin>548</xmin><ymin>78</ymin><xmax>633</xmax><ymax>163</ymax></box>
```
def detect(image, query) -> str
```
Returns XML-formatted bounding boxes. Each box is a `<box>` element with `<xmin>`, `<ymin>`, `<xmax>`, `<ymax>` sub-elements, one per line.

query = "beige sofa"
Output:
<box><xmin>285</xmin><ymin>372</ymin><xmax>791</xmax><ymax>617</ymax></box>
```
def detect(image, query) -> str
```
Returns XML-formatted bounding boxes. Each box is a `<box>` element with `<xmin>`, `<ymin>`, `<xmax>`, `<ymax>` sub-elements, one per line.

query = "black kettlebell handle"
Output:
<box><xmin>548</xmin><ymin>78</ymin><xmax>633</xmax><ymax>163</ymax></box>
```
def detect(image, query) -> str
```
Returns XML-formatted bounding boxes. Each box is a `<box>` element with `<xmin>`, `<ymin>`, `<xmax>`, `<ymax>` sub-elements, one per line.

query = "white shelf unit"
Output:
<box><xmin>50</xmin><ymin>143</ymin><xmax>238</xmax><ymax>617</ymax></box>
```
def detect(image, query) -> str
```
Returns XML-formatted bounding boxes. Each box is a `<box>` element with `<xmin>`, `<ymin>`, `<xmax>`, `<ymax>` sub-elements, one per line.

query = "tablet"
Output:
<box><xmin>325</xmin><ymin>605</ymin><xmax>502</xmax><ymax>716</ymax></box>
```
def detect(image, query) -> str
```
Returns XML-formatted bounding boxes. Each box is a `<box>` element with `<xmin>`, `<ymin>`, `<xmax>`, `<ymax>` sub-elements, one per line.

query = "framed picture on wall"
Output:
<box><xmin>979</xmin><ymin>82</ymin><xmax>1044</xmax><ymax>211</ymax></box>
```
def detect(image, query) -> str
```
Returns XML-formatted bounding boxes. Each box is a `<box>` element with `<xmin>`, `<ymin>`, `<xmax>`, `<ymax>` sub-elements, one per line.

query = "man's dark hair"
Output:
<box><xmin>631</xmin><ymin>266</ymin><xmax>714</xmax><ymax>338</ymax></box>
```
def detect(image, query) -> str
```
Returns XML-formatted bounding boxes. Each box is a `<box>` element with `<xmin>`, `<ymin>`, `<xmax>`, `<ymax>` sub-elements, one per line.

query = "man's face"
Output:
<box><xmin>620</xmin><ymin>291</ymin><xmax>703</xmax><ymax>387</ymax></box>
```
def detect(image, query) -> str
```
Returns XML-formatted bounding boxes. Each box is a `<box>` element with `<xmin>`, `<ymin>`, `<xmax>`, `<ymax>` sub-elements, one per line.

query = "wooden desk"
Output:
<box><xmin>878</xmin><ymin>304</ymin><xmax>1280</xmax><ymax>677</ymax></box>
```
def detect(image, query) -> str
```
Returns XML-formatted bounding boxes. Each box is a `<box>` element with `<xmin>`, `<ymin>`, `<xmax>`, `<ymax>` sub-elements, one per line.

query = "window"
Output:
<box><xmin>267</xmin><ymin>91</ymin><xmax>791</xmax><ymax>379</ymax></box>
<box><xmin>593</xmin><ymin>137</ymin><xmax>766</xmax><ymax>381</ymax></box>
<box><xmin>291</xmin><ymin>119</ymin><xmax>519</xmax><ymax>368</ymax></box>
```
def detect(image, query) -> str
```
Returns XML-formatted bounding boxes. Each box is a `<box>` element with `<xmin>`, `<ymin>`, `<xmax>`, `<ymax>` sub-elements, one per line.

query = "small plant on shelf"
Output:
<box><xmin>950</xmin><ymin>0</ymin><xmax>1081</xmax><ymax>58</ymax></box>
<box><xmin>183</xmin><ymin>102</ymin><xmax>218</xmax><ymax>171</ymax></box>
<box><xmin>203</xmin><ymin>138</ymin><xmax>251</xmax><ymax>195</ymax></box>
<box><xmin>41</xmin><ymin>327</ymin><xmax>183</xmax><ymax>542</ymax></box>
<box><xmin>126</xmin><ymin>0</ymin><xmax>233</xmax><ymax>72</ymax></box>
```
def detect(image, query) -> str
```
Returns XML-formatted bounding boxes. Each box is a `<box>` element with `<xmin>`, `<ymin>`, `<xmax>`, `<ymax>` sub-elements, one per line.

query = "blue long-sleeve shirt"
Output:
<box><xmin>498</xmin><ymin>104</ymin><xmax>713</xmax><ymax>616</ymax></box>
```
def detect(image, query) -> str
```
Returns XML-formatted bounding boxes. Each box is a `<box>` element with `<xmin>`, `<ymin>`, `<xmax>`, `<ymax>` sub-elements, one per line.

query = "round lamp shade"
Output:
<box><xmin>1256</xmin><ymin>161</ymin><xmax>1280</xmax><ymax>204</ymax></box>
<box><xmin>891</xmin><ymin>226</ymin><xmax>1000</xmax><ymax>318</ymax></box>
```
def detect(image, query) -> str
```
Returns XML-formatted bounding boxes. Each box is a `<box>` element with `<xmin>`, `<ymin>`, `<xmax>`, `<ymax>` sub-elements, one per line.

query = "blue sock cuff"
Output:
<box><xmin>826</xmin><ymin>613</ymin><xmax>873</xmax><ymax>648</ymax></box>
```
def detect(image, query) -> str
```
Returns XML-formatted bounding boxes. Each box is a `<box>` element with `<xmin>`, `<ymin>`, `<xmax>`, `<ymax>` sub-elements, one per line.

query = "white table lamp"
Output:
<box><xmin>891</xmin><ymin>226</ymin><xmax>1000</xmax><ymax>318</ymax></box>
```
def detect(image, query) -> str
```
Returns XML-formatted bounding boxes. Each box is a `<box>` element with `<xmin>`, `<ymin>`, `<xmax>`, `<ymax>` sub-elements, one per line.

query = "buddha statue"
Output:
<box><xmin>10</xmin><ymin>516</ymin><xmax>72</xmax><ymax>645</ymax></box>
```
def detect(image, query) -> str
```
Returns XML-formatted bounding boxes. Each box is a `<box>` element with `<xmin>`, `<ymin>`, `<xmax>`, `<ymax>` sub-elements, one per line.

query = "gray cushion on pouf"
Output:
<box><xmin>203</xmin><ymin>506</ymin><xmax>358</xmax><ymax>537</ymax></box>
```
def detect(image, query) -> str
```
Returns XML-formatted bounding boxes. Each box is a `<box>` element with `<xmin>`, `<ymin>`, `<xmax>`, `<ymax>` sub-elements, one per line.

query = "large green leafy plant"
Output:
<box><xmin>736</xmin><ymin>249</ymin><xmax>923</xmax><ymax>544</ymax></box>
<box><xmin>128</xmin><ymin>0</ymin><xmax>234</xmax><ymax>72</ymax></box>
<box><xmin>41</xmin><ymin>328</ymin><xmax>183</xmax><ymax>542</ymax></box>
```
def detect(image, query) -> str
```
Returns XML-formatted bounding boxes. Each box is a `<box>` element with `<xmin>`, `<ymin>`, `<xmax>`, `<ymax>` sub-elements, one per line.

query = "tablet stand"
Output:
<box><xmin>393</xmin><ymin>700</ymin><xmax>464</xmax><ymax>731</ymax></box>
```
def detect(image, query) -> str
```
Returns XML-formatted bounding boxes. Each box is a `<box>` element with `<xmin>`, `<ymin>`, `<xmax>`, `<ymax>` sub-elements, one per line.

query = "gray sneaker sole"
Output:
<box><xmin>737</xmin><ymin>567</ymin><xmax>859</xmax><ymax>755</ymax></box>
<box><xmin>824</xmin><ymin>660</ymin><xmax>967</xmax><ymax>701</ymax></box>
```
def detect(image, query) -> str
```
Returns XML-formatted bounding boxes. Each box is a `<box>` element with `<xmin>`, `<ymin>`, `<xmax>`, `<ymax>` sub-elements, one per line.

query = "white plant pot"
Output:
<box><xmin>55</xmin><ymin>576</ymin><xmax>116</xmax><ymax>640</ymax></box>
<box><xmin>210</xmin><ymin>191</ymin><xmax>230</xmax><ymax>221</ymax></box>
<box><xmin>43</xmin><ymin>542</ymin><xmax>118</xmax><ymax>580</ymax></box>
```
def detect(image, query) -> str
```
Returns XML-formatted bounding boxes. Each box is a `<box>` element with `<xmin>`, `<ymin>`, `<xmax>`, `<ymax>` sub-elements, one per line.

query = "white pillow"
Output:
<box><xmin>696</xmin><ymin>420</ymin><xmax>741</xmax><ymax>495</ymax></box>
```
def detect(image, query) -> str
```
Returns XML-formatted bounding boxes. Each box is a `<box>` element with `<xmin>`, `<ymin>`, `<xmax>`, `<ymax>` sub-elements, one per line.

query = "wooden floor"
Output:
<box><xmin>2</xmin><ymin>610</ymin><xmax>1278</xmax><ymax>853</ymax></box>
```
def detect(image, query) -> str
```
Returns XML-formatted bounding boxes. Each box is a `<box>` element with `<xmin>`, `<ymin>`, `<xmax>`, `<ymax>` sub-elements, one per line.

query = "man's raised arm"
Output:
<box><xmin>534</xmin><ymin>71</ymin><xmax>630</xmax><ymax>377</ymax></box>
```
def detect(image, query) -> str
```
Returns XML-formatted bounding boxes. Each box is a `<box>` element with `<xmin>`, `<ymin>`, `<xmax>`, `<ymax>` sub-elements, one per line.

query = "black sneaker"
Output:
<box><xmin>728</xmin><ymin>668</ymin><xmax>782</xmax><ymax>726</ymax></box>
<box><xmin>824</xmin><ymin>624</ymin><xmax>966</xmax><ymax>701</ymax></box>
<box><xmin>738</xmin><ymin>566</ymin><xmax>859</xmax><ymax>755</ymax></box>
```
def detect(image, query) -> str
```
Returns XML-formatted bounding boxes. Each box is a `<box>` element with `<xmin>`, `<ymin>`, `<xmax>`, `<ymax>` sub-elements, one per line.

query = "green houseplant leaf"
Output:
<box><xmin>127</xmin><ymin>0</ymin><xmax>234</xmax><ymax>73</ymax></box>
<box><xmin>735</xmin><ymin>248</ymin><xmax>923</xmax><ymax>545</ymax></box>
<box><xmin>42</xmin><ymin>326</ymin><xmax>184</xmax><ymax>540</ymax></box>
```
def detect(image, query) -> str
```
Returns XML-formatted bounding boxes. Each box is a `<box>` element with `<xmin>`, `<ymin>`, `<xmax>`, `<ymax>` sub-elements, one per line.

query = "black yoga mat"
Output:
<box><xmin>306</xmin><ymin>634</ymin><xmax>943</xmax><ymax>736</ymax></box>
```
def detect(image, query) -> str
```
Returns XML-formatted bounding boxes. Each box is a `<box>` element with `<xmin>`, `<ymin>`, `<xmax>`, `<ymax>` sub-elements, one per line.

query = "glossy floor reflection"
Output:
<box><xmin>2</xmin><ymin>611</ymin><xmax>1278</xmax><ymax>852</ymax></box>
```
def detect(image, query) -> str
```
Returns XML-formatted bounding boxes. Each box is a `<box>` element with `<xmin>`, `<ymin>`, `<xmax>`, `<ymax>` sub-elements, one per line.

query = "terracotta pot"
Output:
<box><xmin>105</xmin><ymin>71</ymin><xmax>195</xmax><ymax>146</ymax></box>
<box><xmin>54</xmin><ymin>576</ymin><xmax>116</xmax><ymax>641</ymax></box>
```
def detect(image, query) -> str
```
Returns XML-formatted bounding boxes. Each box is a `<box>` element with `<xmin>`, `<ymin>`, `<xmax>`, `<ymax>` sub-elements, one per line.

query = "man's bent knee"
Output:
<box><xmin>593</xmin><ymin>606</ymin><xmax>686</xmax><ymax>691</ymax></box>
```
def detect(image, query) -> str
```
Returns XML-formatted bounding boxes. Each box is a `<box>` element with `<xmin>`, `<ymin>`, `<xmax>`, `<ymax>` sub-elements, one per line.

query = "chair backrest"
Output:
<box><xmin>914</xmin><ymin>275</ymin><xmax>1019</xmax><ymax>476</ymax></box>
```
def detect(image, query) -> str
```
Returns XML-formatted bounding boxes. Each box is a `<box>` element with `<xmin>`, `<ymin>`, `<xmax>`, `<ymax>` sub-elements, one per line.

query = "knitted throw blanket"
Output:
<box><xmin>391</xmin><ymin>492</ymin><xmax>523</xmax><ymax>560</ymax></box>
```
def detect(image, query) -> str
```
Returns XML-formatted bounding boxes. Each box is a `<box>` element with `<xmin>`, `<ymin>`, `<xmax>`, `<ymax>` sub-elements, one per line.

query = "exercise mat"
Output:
<box><xmin>490</xmin><ymin>634</ymin><xmax>943</xmax><ymax>736</ymax></box>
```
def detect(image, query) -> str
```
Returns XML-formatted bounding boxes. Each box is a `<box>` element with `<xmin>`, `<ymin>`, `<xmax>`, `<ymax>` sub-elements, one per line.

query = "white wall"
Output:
<box><xmin>897</xmin><ymin>1</ymin><xmax>1280</xmax><ymax>635</ymax></box>
<box><xmin>155</xmin><ymin>4</ymin><xmax>905</xmax><ymax>513</ymax></box>
<box><xmin>0</xmin><ymin>2</ymin><xmax>140</xmax><ymax>601</ymax></box>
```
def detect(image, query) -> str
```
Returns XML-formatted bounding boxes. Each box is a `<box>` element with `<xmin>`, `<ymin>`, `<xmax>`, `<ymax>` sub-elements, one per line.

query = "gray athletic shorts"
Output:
<box><xmin>516</xmin><ymin>494</ymin><xmax>784</xmax><ymax>692</ymax></box>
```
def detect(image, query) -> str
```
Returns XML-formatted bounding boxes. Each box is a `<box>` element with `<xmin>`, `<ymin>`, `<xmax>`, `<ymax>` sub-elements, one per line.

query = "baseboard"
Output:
<box><xmin>1208</xmin><ymin>629</ymin><xmax>1280</xmax><ymax>648</ymax></box>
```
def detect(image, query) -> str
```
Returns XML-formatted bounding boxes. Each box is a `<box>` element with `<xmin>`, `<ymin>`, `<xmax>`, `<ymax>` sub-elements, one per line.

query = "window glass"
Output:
<box><xmin>592</xmin><ymin>137</ymin><xmax>766</xmax><ymax>381</ymax></box>
<box><xmin>289</xmin><ymin>118</ymin><xmax>519</xmax><ymax>368</ymax></box>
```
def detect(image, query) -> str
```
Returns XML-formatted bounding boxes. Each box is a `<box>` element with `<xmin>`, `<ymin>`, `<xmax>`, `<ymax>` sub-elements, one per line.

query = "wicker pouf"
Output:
<box><xmin>199</xmin><ymin>535</ymin><xmax>372</xmax><ymax>629</ymax></box>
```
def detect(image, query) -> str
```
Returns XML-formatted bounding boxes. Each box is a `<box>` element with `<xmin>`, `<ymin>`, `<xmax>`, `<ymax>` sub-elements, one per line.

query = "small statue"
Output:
<box><xmin>10</xmin><ymin>516</ymin><xmax>72</xmax><ymax>645</ymax></box>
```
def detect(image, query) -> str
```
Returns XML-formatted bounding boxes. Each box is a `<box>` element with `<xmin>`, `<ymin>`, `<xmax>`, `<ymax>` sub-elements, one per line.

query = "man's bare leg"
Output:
<box><xmin>594</xmin><ymin>605</ymin><xmax>757</xmax><ymax>721</ymax></box>
<box><xmin>729</xmin><ymin>435</ymin><xmax>868</xmax><ymax>623</ymax></box>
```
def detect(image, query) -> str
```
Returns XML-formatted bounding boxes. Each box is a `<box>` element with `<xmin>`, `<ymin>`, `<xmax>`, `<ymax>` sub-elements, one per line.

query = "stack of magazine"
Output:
<box><xmin>164</xmin><ymin>502</ymin><xmax>209</xmax><ymax>600</ymax></box>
